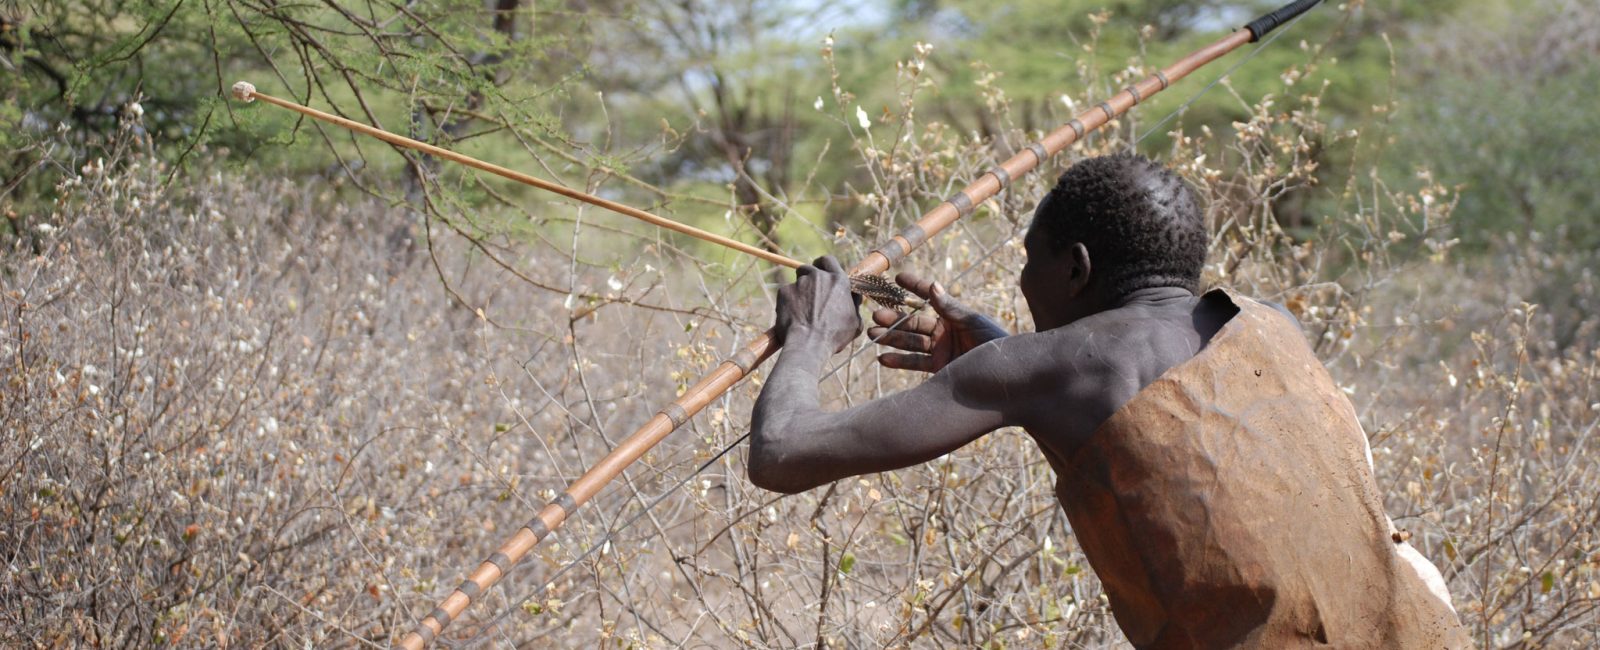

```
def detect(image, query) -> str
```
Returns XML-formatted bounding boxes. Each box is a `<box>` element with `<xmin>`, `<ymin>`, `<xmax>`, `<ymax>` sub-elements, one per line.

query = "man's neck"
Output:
<box><xmin>1112</xmin><ymin>286</ymin><xmax>1197</xmax><ymax>309</ymax></box>
<box><xmin>1041</xmin><ymin>285</ymin><xmax>1198</xmax><ymax>330</ymax></box>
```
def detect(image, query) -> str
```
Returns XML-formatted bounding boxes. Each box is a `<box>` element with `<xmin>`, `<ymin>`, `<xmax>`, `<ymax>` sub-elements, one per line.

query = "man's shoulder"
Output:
<box><xmin>959</xmin><ymin>322</ymin><xmax>1157</xmax><ymax>445</ymax></box>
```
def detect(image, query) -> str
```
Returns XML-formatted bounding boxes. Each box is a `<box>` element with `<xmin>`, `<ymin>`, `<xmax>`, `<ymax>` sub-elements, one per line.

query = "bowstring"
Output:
<box><xmin>473</xmin><ymin>17</ymin><xmax>1311</xmax><ymax>644</ymax></box>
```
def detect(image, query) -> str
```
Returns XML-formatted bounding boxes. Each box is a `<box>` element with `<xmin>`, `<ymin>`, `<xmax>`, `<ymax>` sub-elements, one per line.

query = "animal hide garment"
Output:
<box><xmin>1059</xmin><ymin>289</ymin><xmax>1471</xmax><ymax>648</ymax></box>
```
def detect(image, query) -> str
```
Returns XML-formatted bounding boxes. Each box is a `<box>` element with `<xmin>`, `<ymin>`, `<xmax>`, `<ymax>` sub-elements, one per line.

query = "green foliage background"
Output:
<box><xmin>6</xmin><ymin>0</ymin><xmax>1596</xmax><ymax>255</ymax></box>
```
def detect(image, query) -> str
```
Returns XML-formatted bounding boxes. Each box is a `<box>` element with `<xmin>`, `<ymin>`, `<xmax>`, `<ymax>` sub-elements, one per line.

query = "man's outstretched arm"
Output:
<box><xmin>748</xmin><ymin>257</ymin><xmax>1037</xmax><ymax>494</ymax></box>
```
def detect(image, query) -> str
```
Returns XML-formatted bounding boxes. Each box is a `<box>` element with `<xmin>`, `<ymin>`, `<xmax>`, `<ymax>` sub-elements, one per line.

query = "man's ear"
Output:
<box><xmin>1064</xmin><ymin>242</ymin><xmax>1091</xmax><ymax>297</ymax></box>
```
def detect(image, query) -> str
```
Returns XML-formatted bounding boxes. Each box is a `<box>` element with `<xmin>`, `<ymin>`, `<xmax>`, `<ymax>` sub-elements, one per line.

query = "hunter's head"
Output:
<box><xmin>1021</xmin><ymin>153</ymin><xmax>1206</xmax><ymax>330</ymax></box>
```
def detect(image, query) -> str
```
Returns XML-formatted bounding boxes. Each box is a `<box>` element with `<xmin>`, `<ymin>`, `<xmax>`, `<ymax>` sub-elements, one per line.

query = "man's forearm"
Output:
<box><xmin>748</xmin><ymin>328</ymin><xmax>840</xmax><ymax>493</ymax></box>
<box><xmin>748</xmin><ymin>326</ymin><xmax>1026</xmax><ymax>494</ymax></box>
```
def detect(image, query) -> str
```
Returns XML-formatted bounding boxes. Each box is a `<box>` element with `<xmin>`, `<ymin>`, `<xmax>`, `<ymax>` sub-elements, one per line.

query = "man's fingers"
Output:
<box><xmin>867</xmin><ymin>329</ymin><xmax>934</xmax><ymax>353</ymax></box>
<box><xmin>878</xmin><ymin>352</ymin><xmax>937</xmax><ymax>373</ymax></box>
<box><xmin>894</xmin><ymin>271</ymin><xmax>964</xmax><ymax>316</ymax></box>
<box><xmin>813</xmin><ymin>255</ymin><xmax>846</xmax><ymax>275</ymax></box>
<box><xmin>870</xmin><ymin>308</ymin><xmax>900</xmax><ymax>327</ymax></box>
<box><xmin>871</xmin><ymin>308</ymin><xmax>940</xmax><ymax>334</ymax></box>
<box><xmin>894</xmin><ymin>271</ymin><xmax>938</xmax><ymax>300</ymax></box>
<box><xmin>889</xmin><ymin>272</ymin><xmax>960</xmax><ymax>312</ymax></box>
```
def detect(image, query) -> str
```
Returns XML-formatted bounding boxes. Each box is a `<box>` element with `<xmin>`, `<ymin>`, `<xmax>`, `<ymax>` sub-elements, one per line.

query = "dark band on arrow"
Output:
<box><xmin>946</xmin><ymin>191</ymin><xmax>975</xmax><ymax>217</ymax></box>
<box><xmin>659</xmin><ymin>403</ymin><xmax>689</xmax><ymax>428</ymax></box>
<box><xmin>526</xmin><ymin>516</ymin><xmax>551</xmax><ymax>539</ymax></box>
<box><xmin>1246</xmin><ymin>0</ymin><xmax>1321</xmax><ymax>41</ymax></box>
<box><xmin>429</xmin><ymin>608</ymin><xmax>453</xmax><ymax>627</ymax></box>
<box><xmin>986</xmin><ymin>166</ymin><xmax>1011</xmax><ymax>190</ymax></box>
<box><xmin>898</xmin><ymin>223</ymin><xmax>928</xmax><ymax>249</ymax></box>
<box><xmin>729</xmin><ymin>349</ymin><xmax>760</xmax><ymax>374</ymax></box>
<box><xmin>1155</xmin><ymin>70</ymin><xmax>1171</xmax><ymax>90</ymax></box>
<box><xmin>457</xmin><ymin>579</ymin><xmax>483</xmax><ymax>600</ymax></box>
<box><xmin>1099</xmin><ymin>101</ymin><xmax>1117</xmax><ymax>121</ymax></box>
<box><xmin>1067</xmin><ymin>119</ymin><xmax>1085</xmax><ymax>139</ymax></box>
<box><xmin>872</xmin><ymin>239</ymin><xmax>911</xmax><ymax>265</ymax></box>
<box><xmin>412</xmin><ymin>623</ymin><xmax>437</xmax><ymax>644</ymax></box>
<box><xmin>1027</xmin><ymin>142</ymin><xmax>1050</xmax><ymax>164</ymax></box>
<box><xmin>1126</xmin><ymin>85</ymin><xmax>1143</xmax><ymax>104</ymax></box>
<box><xmin>872</xmin><ymin>223</ymin><xmax>927</xmax><ymax>266</ymax></box>
<box><xmin>553</xmin><ymin>492</ymin><xmax>577</xmax><ymax>515</ymax></box>
<box><xmin>486</xmin><ymin>552</ymin><xmax>512</xmax><ymax>574</ymax></box>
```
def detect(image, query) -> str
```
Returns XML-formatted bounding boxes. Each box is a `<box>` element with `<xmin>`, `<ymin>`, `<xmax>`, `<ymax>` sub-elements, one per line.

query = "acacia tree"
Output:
<box><xmin>0</xmin><ymin>0</ymin><xmax>589</xmax><ymax>236</ymax></box>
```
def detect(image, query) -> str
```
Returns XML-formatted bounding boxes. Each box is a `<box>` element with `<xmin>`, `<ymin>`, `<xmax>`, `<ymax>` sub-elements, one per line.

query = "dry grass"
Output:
<box><xmin>5</xmin><ymin>29</ymin><xmax>1599</xmax><ymax>650</ymax></box>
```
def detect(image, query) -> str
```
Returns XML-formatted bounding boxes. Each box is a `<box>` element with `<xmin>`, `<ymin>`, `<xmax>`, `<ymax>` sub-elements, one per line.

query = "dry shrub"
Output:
<box><xmin>1354</xmin><ymin>239</ymin><xmax>1600</xmax><ymax>647</ymax></box>
<box><xmin>4</xmin><ymin>25</ymin><xmax>1598</xmax><ymax>650</ymax></box>
<box><xmin>2</xmin><ymin>140</ymin><xmax>512</xmax><ymax>646</ymax></box>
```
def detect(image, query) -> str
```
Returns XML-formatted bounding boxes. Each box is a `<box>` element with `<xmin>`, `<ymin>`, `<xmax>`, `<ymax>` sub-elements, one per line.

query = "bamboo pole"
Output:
<box><xmin>229</xmin><ymin>81</ymin><xmax>804</xmax><ymax>269</ymax></box>
<box><xmin>393</xmin><ymin>21</ymin><xmax>1298</xmax><ymax>650</ymax></box>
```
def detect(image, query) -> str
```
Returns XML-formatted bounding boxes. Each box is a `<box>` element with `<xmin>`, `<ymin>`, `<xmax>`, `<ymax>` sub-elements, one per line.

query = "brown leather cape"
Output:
<box><xmin>1058</xmin><ymin>289</ymin><xmax>1470</xmax><ymax>648</ymax></box>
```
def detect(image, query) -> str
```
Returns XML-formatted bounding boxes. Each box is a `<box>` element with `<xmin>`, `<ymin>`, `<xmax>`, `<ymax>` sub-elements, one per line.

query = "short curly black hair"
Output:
<box><xmin>1033</xmin><ymin>153</ymin><xmax>1206</xmax><ymax>296</ymax></box>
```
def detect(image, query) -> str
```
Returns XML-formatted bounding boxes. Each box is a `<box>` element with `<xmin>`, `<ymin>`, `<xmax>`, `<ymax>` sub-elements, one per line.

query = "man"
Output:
<box><xmin>749</xmin><ymin>154</ymin><xmax>1470</xmax><ymax>647</ymax></box>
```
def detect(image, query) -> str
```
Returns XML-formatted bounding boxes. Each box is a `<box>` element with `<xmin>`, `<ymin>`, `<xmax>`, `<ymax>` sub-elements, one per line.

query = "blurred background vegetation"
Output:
<box><xmin>6</xmin><ymin>0</ymin><xmax>1595</xmax><ymax>255</ymax></box>
<box><xmin>4</xmin><ymin>0</ymin><xmax>1599</xmax><ymax>647</ymax></box>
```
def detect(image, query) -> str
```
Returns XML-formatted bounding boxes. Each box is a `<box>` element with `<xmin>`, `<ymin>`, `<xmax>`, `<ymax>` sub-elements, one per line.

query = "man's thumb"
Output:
<box><xmin>928</xmin><ymin>282</ymin><xmax>962</xmax><ymax>316</ymax></box>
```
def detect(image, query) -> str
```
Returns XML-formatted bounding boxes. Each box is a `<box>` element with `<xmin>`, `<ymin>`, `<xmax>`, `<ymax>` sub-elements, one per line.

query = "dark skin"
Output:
<box><xmin>749</xmin><ymin>218</ymin><xmax>1237</xmax><ymax>495</ymax></box>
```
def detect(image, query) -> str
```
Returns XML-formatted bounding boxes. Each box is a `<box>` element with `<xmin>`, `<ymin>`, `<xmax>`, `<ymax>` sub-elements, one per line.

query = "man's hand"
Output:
<box><xmin>868</xmin><ymin>271</ymin><xmax>1009</xmax><ymax>373</ymax></box>
<box><xmin>775</xmin><ymin>255</ymin><xmax>862</xmax><ymax>354</ymax></box>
